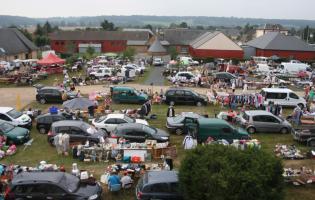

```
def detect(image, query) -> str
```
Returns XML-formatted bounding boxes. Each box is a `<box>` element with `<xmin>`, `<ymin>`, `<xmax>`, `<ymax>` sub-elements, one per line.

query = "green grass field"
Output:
<box><xmin>1</xmin><ymin>102</ymin><xmax>315</xmax><ymax>199</ymax></box>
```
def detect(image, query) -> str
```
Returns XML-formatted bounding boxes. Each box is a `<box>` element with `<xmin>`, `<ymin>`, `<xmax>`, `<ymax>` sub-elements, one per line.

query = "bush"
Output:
<box><xmin>179</xmin><ymin>145</ymin><xmax>284</xmax><ymax>200</ymax></box>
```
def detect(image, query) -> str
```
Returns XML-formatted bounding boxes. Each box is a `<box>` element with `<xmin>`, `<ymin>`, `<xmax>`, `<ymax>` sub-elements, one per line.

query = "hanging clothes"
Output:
<box><xmin>183</xmin><ymin>135</ymin><xmax>196</xmax><ymax>150</ymax></box>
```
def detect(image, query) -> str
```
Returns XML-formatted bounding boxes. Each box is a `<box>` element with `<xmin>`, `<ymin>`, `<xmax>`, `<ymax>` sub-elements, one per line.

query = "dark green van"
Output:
<box><xmin>110</xmin><ymin>86</ymin><xmax>149</xmax><ymax>104</ymax></box>
<box><xmin>184</xmin><ymin>118</ymin><xmax>250</xmax><ymax>143</ymax></box>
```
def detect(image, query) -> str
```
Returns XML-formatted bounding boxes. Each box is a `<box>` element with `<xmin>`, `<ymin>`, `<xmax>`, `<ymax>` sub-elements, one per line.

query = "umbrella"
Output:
<box><xmin>63</xmin><ymin>97</ymin><xmax>94</xmax><ymax>110</ymax></box>
<box><xmin>214</xmin><ymin>72</ymin><xmax>236</xmax><ymax>80</ymax></box>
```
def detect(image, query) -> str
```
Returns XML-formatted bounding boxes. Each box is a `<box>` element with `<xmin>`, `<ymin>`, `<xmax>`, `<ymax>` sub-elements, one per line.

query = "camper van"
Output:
<box><xmin>179</xmin><ymin>57</ymin><xmax>199</xmax><ymax>66</ymax></box>
<box><xmin>260</xmin><ymin>88</ymin><xmax>306</xmax><ymax>108</ymax></box>
<box><xmin>278</xmin><ymin>62</ymin><xmax>312</xmax><ymax>76</ymax></box>
<box><xmin>252</xmin><ymin>56</ymin><xmax>268</xmax><ymax>64</ymax></box>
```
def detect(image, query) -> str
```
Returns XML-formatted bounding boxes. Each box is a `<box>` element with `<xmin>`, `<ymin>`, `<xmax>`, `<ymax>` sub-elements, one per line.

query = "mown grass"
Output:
<box><xmin>1</xmin><ymin>102</ymin><xmax>315</xmax><ymax>200</ymax></box>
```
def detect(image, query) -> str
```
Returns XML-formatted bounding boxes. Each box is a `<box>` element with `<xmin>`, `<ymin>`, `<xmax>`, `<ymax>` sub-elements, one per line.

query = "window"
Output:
<box><xmin>0</xmin><ymin>114</ymin><xmax>11</xmax><ymax>121</ymax></box>
<box><xmin>45</xmin><ymin>185</ymin><xmax>65</xmax><ymax>194</ymax></box>
<box><xmin>55</xmin><ymin>42</ymin><xmax>59</xmax><ymax>45</ymax></box>
<box><xmin>253</xmin><ymin>116</ymin><xmax>263</xmax><ymax>122</ymax></box>
<box><xmin>289</xmin><ymin>93</ymin><xmax>299</xmax><ymax>99</ymax></box>
<box><xmin>175</xmin><ymin>90</ymin><xmax>184</xmax><ymax>96</ymax></box>
<box><xmin>184</xmin><ymin>91</ymin><xmax>193</xmax><ymax>96</ymax></box>
<box><xmin>6</xmin><ymin>109</ymin><xmax>22</xmax><ymax>119</ymax></box>
<box><xmin>43</xmin><ymin>116</ymin><xmax>53</xmax><ymax>123</ymax></box>
<box><xmin>55</xmin><ymin>126</ymin><xmax>70</xmax><ymax>134</ymax></box>
<box><xmin>180</xmin><ymin>47</ymin><xmax>188</xmax><ymax>53</ymax></box>
<box><xmin>221</xmin><ymin>127</ymin><xmax>233</xmax><ymax>135</ymax></box>
<box><xmin>105</xmin><ymin>118</ymin><xmax>116</xmax><ymax>124</ymax></box>
<box><xmin>242</xmin><ymin>113</ymin><xmax>250</xmax><ymax>121</ymax></box>
<box><xmin>133</xmin><ymin>131</ymin><xmax>147</xmax><ymax>137</ymax></box>
<box><xmin>52</xmin><ymin>116</ymin><xmax>63</xmax><ymax>122</ymax></box>
<box><xmin>263</xmin><ymin>116</ymin><xmax>279</xmax><ymax>123</ymax></box>
<box><xmin>71</xmin><ymin>127</ymin><xmax>84</xmax><ymax>135</ymax></box>
<box><xmin>167</xmin><ymin>90</ymin><xmax>175</xmax><ymax>96</ymax></box>
<box><xmin>150</xmin><ymin>183</ymin><xmax>169</xmax><ymax>193</ymax></box>
<box><xmin>116</xmin><ymin>119</ymin><xmax>127</xmax><ymax>124</ymax></box>
<box><xmin>61</xmin><ymin>41</ymin><xmax>65</xmax><ymax>45</ymax></box>
<box><xmin>266</xmin><ymin>92</ymin><xmax>287</xmax><ymax>99</ymax></box>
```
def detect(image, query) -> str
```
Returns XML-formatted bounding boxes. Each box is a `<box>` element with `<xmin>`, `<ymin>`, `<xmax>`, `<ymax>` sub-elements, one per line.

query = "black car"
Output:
<box><xmin>5</xmin><ymin>171</ymin><xmax>102</xmax><ymax>200</ymax></box>
<box><xmin>35</xmin><ymin>86</ymin><xmax>76</xmax><ymax>104</ymax></box>
<box><xmin>164</xmin><ymin>88</ymin><xmax>207</xmax><ymax>106</ymax></box>
<box><xmin>48</xmin><ymin>120</ymin><xmax>107</xmax><ymax>144</ymax></box>
<box><xmin>111</xmin><ymin>123</ymin><xmax>169</xmax><ymax>143</ymax></box>
<box><xmin>136</xmin><ymin>171</ymin><xmax>183</xmax><ymax>200</ymax></box>
<box><xmin>36</xmin><ymin>112</ymin><xmax>74</xmax><ymax>134</ymax></box>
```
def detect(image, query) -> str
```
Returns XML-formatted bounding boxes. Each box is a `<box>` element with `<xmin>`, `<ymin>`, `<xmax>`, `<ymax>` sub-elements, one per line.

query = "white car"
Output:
<box><xmin>92</xmin><ymin>114</ymin><xmax>148</xmax><ymax>132</ymax></box>
<box><xmin>89</xmin><ymin>67</ymin><xmax>112</xmax><ymax>79</ymax></box>
<box><xmin>174</xmin><ymin>71</ymin><xmax>197</xmax><ymax>82</ymax></box>
<box><xmin>0</xmin><ymin>107</ymin><xmax>32</xmax><ymax>129</ymax></box>
<box><xmin>123</xmin><ymin>64</ymin><xmax>143</xmax><ymax>74</ymax></box>
<box><xmin>153</xmin><ymin>58</ymin><xmax>164</xmax><ymax>66</ymax></box>
<box><xmin>0</xmin><ymin>61</ymin><xmax>14</xmax><ymax>71</ymax></box>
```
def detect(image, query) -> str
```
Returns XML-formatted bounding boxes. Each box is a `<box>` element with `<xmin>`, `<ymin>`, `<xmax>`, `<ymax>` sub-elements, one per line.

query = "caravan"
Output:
<box><xmin>278</xmin><ymin>61</ymin><xmax>312</xmax><ymax>76</ymax></box>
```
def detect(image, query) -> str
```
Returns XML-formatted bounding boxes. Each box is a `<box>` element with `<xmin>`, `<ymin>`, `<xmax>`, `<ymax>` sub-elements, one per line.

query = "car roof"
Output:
<box><xmin>37</xmin><ymin>112</ymin><xmax>64</xmax><ymax>118</ymax></box>
<box><xmin>166</xmin><ymin>87</ymin><xmax>192</xmax><ymax>92</ymax></box>
<box><xmin>180</xmin><ymin>112</ymin><xmax>201</xmax><ymax>118</ymax></box>
<box><xmin>116</xmin><ymin>123</ymin><xmax>143</xmax><ymax>130</ymax></box>
<box><xmin>111</xmin><ymin>86</ymin><xmax>134</xmax><ymax>90</ymax></box>
<box><xmin>0</xmin><ymin>107</ymin><xmax>14</xmax><ymax>113</ymax></box>
<box><xmin>261</xmin><ymin>88</ymin><xmax>293</xmax><ymax>93</ymax></box>
<box><xmin>52</xmin><ymin>120</ymin><xmax>86</xmax><ymax>127</ymax></box>
<box><xmin>197</xmin><ymin>118</ymin><xmax>230</xmax><ymax>126</ymax></box>
<box><xmin>12</xmin><ymin>172</ymin><xmax>66</xmax><ymax>185</ymax></box>
<box><xmin>106</xmin><ymin>113</ymin><xmax>125</xmax><ymax>119</ymax></box>
<box><xmin>245</xmin><ymin>110</ymin><xmax>275</xmax><ymax>116</ymax></box>
<box><xmin>145</xmin><ymin>171</ymin><xmax>178</xmax><ymax>184</ymax></box>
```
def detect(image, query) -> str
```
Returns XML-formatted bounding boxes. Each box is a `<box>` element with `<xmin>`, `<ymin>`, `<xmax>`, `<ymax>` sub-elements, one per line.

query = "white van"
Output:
<box><xmin>252</xmin><ymin>56</ymin><xmax>268</xmax><ymax>64</ymax></box>
<box><xmin>260</xmin><ymin>88</ymin><xmax>306</xmax><ymax>108</ymax></box>
<box><xmin>278</xmin><ymin>62</ymin><xmax>312</xmax><ymax>75</ymax></box>
<box><xmin>179</xmin><ymin>57</ymin><xmax>199</xmax><ymax>66</ymax></box>
<box><xmin>0</xmin><ymin>107</ymin><xmax>32</xmax><ymax>129</ymax></box>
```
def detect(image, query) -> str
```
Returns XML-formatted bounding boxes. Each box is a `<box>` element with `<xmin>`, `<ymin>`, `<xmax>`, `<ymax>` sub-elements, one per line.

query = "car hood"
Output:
<box><xmin>6</xmin><ymin>127</ymin><xmax>28</xmax><ymax>137</ymax></box>
<box><xmin>74</xmin><ymin>183</ymin><xmax>101</xmax><ymax>198</ymax></box>
<box><xmin>16</xmin><ymin>114</ymin><xmax>31</xmax><ymax>124</ymax></box>
<box><xmin>140</xmin><ymin>93</ymin><xmax>148</xmax><ymax>99</ymax></box>
<box><xmin>166</xmin><ymin>117</ymin><xmax>182</xmax><ymax>126</ymax></box>
<box><xmin>156</xmin><ymin>129</ymin><xmax>170</xmax><ymax>137</ymax></box>
<box><xmin>135</xmin><ymin>119</ymin><xmax>148</xmax><ymax>125</ymax></box>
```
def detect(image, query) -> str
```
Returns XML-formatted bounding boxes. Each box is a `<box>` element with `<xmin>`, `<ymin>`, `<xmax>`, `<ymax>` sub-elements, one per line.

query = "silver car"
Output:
<box><xmin>239</xmin><ymin>110</ymin><xmax>292</xmax><ymax>134</ymax></box>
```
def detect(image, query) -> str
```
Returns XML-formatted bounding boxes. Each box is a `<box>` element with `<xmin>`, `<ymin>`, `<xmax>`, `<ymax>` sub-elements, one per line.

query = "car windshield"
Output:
<box><xmin>241</xmin><ymin>112</ymin><xmax>250</xmax><ymax>121</ymax></box>
<box><xmin>142</xmin><ymin>125</ymin><xmax>156</xmax><ymax>135</ymax></box>
<box><xmin>134</xmin><ymin>90</ymin><xmax>141</xmax><ymax>96</ymax></box>
<box><xmin>173</xmin><ymin>115</ymin><xmax>184</xmax><ymax>123</ymax></box>
<box><xmin>0</xmin><ymin>122</ymin><xmax>14</xmax><ymax>133</ymax></box>
<box><xmin>95</xmin><ymin>115</ymin><xmax>107</xmax><ymax>123</ymax></box>
<box><xmin>61</xmin><ymin>173</ymin><xmax>79</xmax><ymax>193</ymax></box>
<box><xmin>6</xmin><ymin>109</ymin><xmax>23</xmax><ymax>119</ymax></box>
<box><xmin>124</xmin><ymin>115</ymin><xmax>135</xmax><ymax>123</ymax></box>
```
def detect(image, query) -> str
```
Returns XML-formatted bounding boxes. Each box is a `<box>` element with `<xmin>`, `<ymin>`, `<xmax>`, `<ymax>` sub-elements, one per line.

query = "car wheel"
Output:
<box><xmin>170</xmin><ymin>101</ymin><xmax>175</xmax><ymax>106</ymax></box>
<box><xmin>280</xmin><ymin>127</ymin><xmax>289</xmax><ymax>134</ymax></box>
<box><xmin>39</xmin><ymin>98</ymin><xmax>46</xmax><ymax>104</ymax></box>
<box><xmin>196</xmin><ymin>101</ymin><xmax>202</xmax><ymax>107</ymax></box>
<box><xmin>175</xmin><ymin>128</ymin><xmax>183</xmax><ymax>135</ymax></box>
<box><xmin>308</xmin><ymin>139</ymin><xmax>315</xmax><ymax>147</ymax></box>
<box><xmin>247</xmin><ymin>127</ymin><xmax>256</xmax><ymax>134</ymax></box>
<box><xmin>298</xmin><ymin>103</ymin><xmax>304</xmax><ymax>109</ymax></box>
<box><xmin>39</xmin><ymin>127</ymin><xmax>47</xmax><ymax>134</ymax></box>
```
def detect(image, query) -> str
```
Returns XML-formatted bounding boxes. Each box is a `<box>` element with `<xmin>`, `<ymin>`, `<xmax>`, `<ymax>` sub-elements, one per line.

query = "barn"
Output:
<box><xmin>49</xmin><ymin>30</ymin><xmax>153</xmax><ymax>54</ymax></box>
<box><xmin>189</xmin><ymin>31</ymin><xmax>244</xmax><ymax>59</ymax></box>
<box><xmin>245</xmin><ymin>32</ymin><xmax>315</xmax><ymax>61</ymax></box>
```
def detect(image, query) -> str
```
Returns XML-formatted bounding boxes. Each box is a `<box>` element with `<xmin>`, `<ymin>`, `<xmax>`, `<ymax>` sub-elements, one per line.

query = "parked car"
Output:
<box><xmin>153</xmin><ymin>58</ymin><xmax>164</xmax><ymax>66</ymax></box>
<box><xmin>166</xmin><ymin>112</ymin><xmax>204</xmax><ymax>135</ymax></box>
<box><xmin>111</xmin><ymin>123</ymin><xmax>169</xmax><ymax>143</ymax></box>
<box><xmin>36</xmin><ymin>87</ymin><xmax>77</xmax><ymax>104</ymax></box>
<box><xmin>89</xmin><ymin>67</ymin><xmax>112</xmax><ymax>79</ymax></box>
<box><xmin>174</xmin><ymin>72</ymin><xmax>197</xmax><ymax>82</ymax></box>
<box><xmin>164</xmin><ymin>88</ymin><xmax>207</xmax><ymax>106</ymax></box>
<box><xmin>36</xmin><ymin>112</ymin><xmax>74</xmax><ymax>134</ymax></box>
<box><xmin>292</xmin><ymin>128</ymin><xmax>315</xmax><ymax>147</ymax></box>
<box><xmin>0</xmin><ymin>107</ymin><xmax>32</xmax><ymax>129</ymax></box>
<box><xmin>136</xmin><ymin>170</ymin><xmax>183</xmax><ymax>200</ymax></box>
<box><xmin>260</xmin><ymin>88</ymin><xmax>306</xmax><ymax>108</ymax></box>
<box><xmin>183</xmin><ymin>118</ymin><xmax>250</xmax><ymax>143</ymax></box>
<box><xmin>239</xmin><ymin>110</ymin><xmax>292</xmax><ymax>134</ymax></box>
<box><xmin>48</xmin><ymin>121</ymin><xmax>107</xmax><ymax>144</ymax></box>
<box><xmin>92</xmin><ymin>114</ymin><xmax>148</xmax><ymax>133</ymax></box>
<box><xmin>0</xmin><ymin>120</ymin><xmax>30</xmax><ymax>144</ymax></box>
<box><xmin>5</xmin><ymin>171</ymin><xmax>102</xmax><ymax>200</ymax></box>
<box><xmin>110</xmin><ymin>86</ymin><xmax>148</xmax><ymax>104</ymax></box>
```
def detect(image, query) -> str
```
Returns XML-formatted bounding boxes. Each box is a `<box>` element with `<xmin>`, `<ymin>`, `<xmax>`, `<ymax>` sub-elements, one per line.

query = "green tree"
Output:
<box><xmin>143</xmin><ymin>24</ymin><xmax>153</xmax><ymax>30</ymax></box>
<box><xmin>179</xmin><ymin>22</ymin><xmax>188</xmax><ymax>28</ymax></box>
<box><xmin>168</xmin><ymin>46</ymin><xmax>178</xmax><ymax>60</ymax></box>
<box><xmin>34</xmin><ymin>35</ymin><xmax>50</xmax><ymax>47</ymax></box>
<box><xmin>100</xmin><ymin>19</ymin><xmax>115</xmax><ymax>31</ymax></box>
<box><xmin>122</xmin><ymin>47</ymin><xmax>136</xmax><ymax>61</ymax></box>
<box><xmin>43</xmin><ymin>21</ymin><xmax>53</xmax><ymax>36</ymax></box>
<box><xmin>86</xmin><ymin>46</ymin><xmax>95</xmax><ymax>56</ymax></box>
<box><xmin>179</xmin><ymin>145</ymin><xmax>284</xmax><ymax>200</ymax></box>
<box><xmin>34</xmin><ymin>24</ymin><xmax>43</xmax><ymax>36</ymax></box>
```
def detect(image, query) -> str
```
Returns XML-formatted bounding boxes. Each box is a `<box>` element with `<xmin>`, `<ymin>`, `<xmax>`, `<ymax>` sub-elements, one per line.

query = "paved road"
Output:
<box><xmin>144</xmin><ymin>66</ymin><xmax>165</xmax><ymax>86</ymax></box>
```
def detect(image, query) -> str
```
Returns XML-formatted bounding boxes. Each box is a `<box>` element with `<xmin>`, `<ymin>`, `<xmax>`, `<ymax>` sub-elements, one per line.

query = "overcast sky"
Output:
<box><xmin>1</xmin><ymin>0</ymin><xmax>315</xmax><ymax>20</ymax></box>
